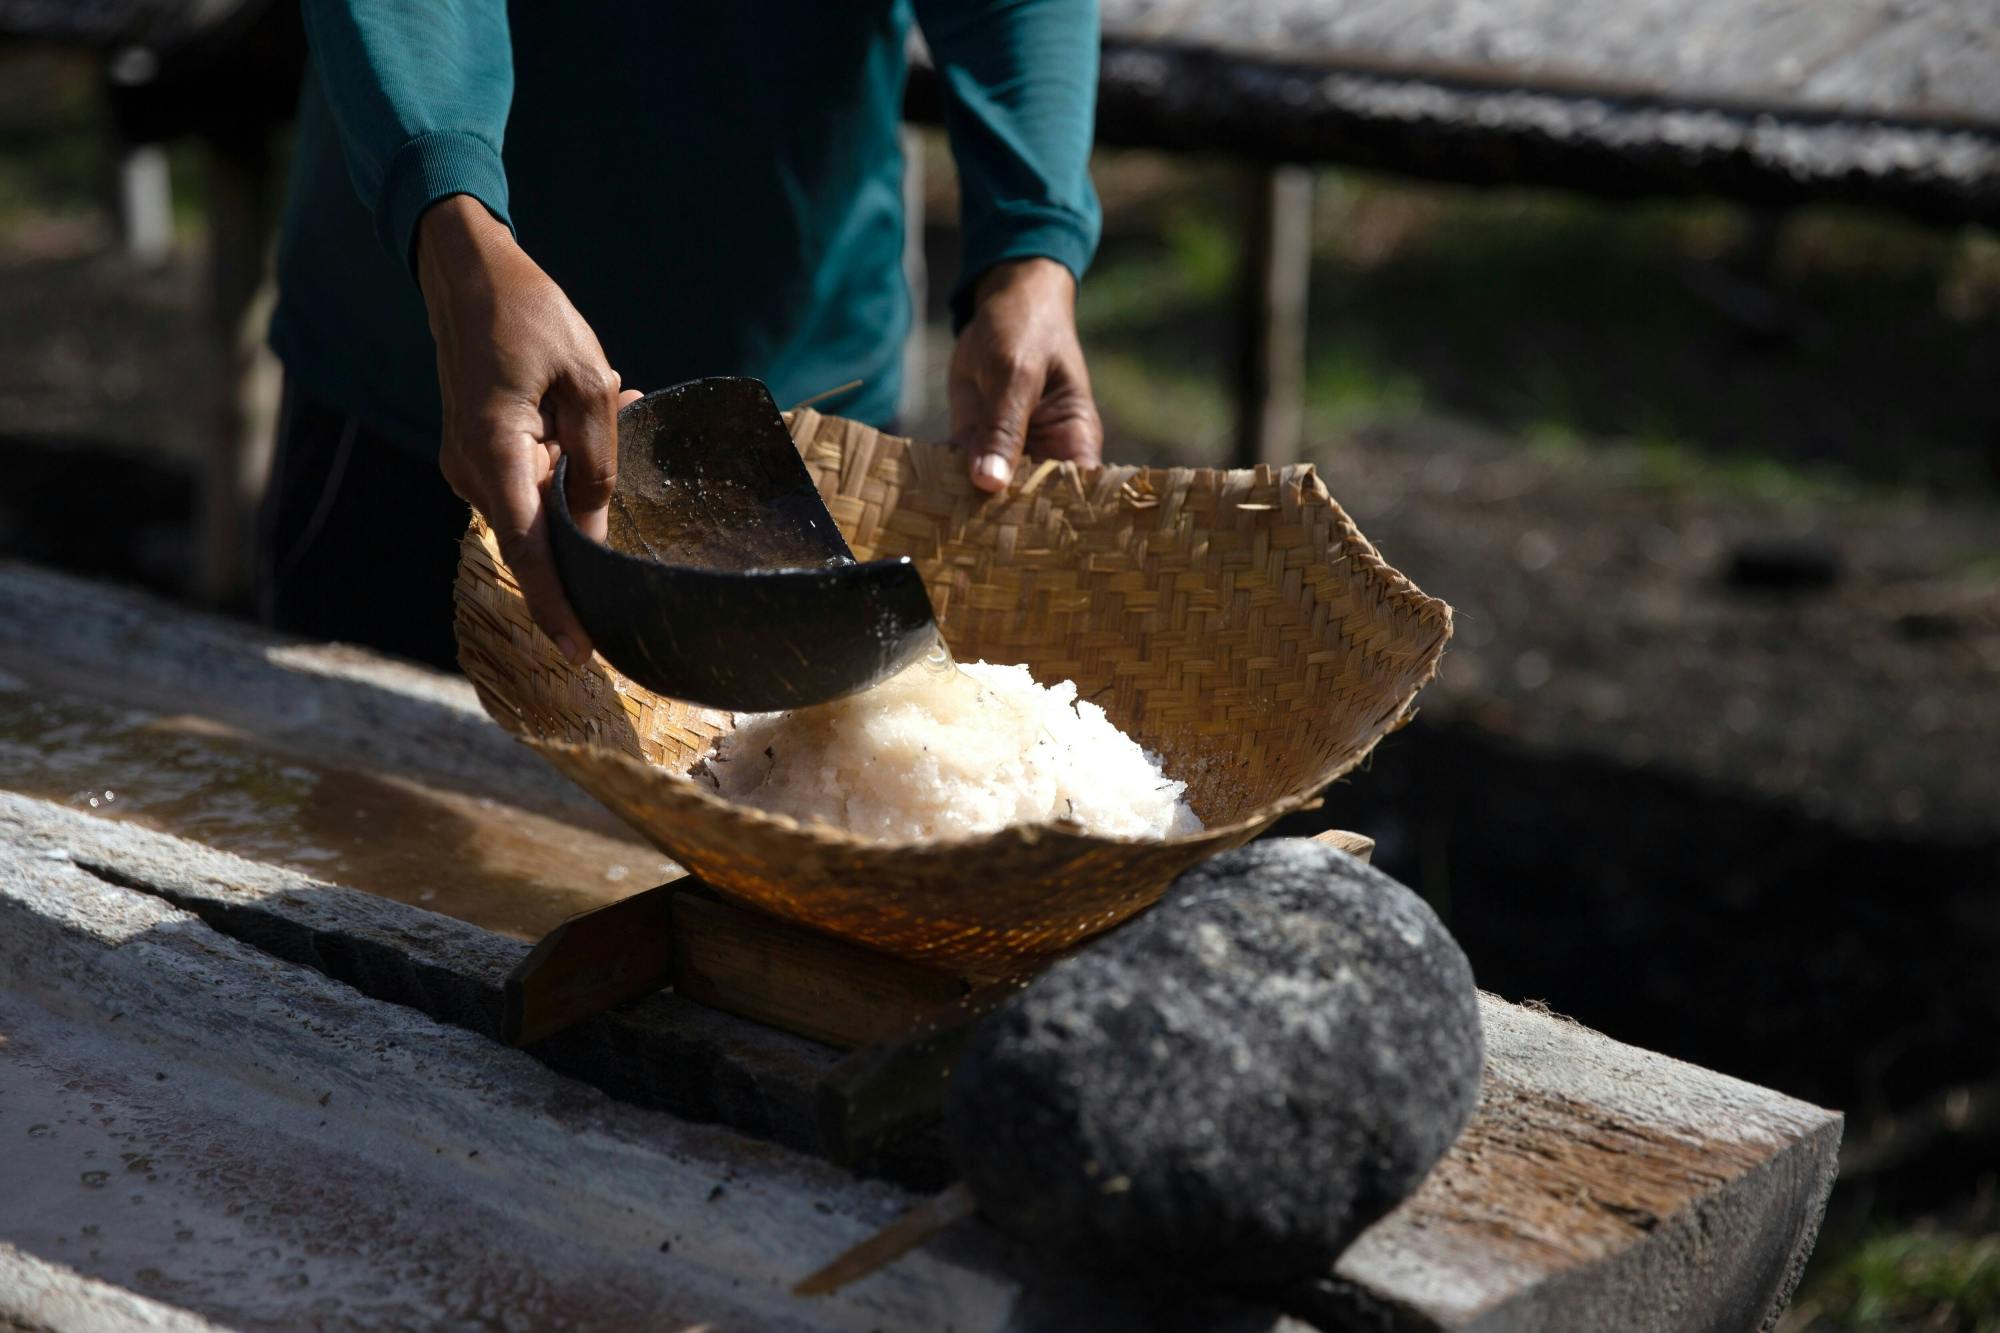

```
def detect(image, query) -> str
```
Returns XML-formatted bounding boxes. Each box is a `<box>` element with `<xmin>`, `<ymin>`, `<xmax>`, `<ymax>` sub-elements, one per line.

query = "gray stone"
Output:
<box><xmin>945</xmin><ymin>839</ymin><xmax>1484</xmax><ymax>1286</ymax></box>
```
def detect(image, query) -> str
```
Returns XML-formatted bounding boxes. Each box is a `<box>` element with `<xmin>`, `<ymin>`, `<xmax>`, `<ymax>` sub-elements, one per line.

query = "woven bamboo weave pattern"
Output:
<box><xmin>454</xmin><ymin>410</ymin><xmax>1451</xmax><ymax>969</ymax></box>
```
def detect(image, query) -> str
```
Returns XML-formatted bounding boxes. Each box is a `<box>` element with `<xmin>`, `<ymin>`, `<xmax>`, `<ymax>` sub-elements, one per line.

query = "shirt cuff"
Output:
<box><xmin>951</xmin><ymin>206</ymin><xmax>1098</xmax><ymax>331</ymax></box>
<box><xmin>377</xmin><ymin>130</ymin><xmax>514</xmax><ymax>276</ymax></box>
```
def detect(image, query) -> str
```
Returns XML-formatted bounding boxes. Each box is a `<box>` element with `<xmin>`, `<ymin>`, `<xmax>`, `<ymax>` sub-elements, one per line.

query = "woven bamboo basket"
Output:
<box><xmin>455</xmin><ymin>407</ymin><xmax>1451</xmax><ymax>971</ymax></box>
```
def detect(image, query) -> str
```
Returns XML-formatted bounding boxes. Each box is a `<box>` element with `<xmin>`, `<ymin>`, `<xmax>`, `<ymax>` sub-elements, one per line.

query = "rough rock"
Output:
<box><xmin>945</xmin><ymin>839</ymin><xmax>1484</xmax><ymax>1286</ymax></box>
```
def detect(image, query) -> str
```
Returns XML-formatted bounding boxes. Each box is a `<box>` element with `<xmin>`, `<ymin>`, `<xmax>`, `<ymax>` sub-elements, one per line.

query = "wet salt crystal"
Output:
<box><xmin>711</xmin><ymin>660</ymin><xmax>1203</xmax><ymax>844</ymax></box>
<box><xmin>604</xmin><ymin>864</ymin><xmax>629</xmax><ymax>882</ymax></box>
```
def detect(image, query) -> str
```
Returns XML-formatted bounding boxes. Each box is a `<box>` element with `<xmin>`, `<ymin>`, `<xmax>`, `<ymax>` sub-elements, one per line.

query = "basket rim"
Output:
<box><xmin>462</xmin><ymin>438</ymin><xmax>1453</xmax><ymax>858</ymax></box>
<box><xmin>784</xmin><ymin>411</ymin><xmax>1455</xmax><ymax>646</ymax></box>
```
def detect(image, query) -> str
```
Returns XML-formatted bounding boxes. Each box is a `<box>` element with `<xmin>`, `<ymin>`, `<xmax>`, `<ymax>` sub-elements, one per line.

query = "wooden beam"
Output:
<box><xmin>1233</xmin><ymin>165</ymin><xmax>1314</xmax><ymax>469</ymax></box>
<box><xmin>0</xmin><ymin>568</ymin><xmax>1844</xmax><ymax>1327</ymax></box>
<box><xmin>1</xmin><ymin>831</ymin><xmax>1226</xmax><ymax>1332</ymax></box>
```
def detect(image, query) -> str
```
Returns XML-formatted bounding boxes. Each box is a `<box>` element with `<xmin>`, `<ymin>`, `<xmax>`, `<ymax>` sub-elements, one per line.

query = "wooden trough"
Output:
<box><xmin>0</xmin><ymin>562</ymin><xmax>1843</xmax><ymax>1331</ymax></box>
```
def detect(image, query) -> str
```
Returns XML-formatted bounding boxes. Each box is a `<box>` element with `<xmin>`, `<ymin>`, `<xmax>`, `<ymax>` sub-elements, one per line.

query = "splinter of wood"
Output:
<box><xmin>793</xmin><ymin>1182</ymin><xmax>978</xmax><ymax>1297</ymax></box>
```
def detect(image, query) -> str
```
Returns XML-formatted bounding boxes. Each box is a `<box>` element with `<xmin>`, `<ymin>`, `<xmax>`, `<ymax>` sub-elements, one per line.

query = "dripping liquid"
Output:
<box><xmin>913</xmin><ymin>627</ymin><xmax>1064</xmax><ymax>753</ymax></box>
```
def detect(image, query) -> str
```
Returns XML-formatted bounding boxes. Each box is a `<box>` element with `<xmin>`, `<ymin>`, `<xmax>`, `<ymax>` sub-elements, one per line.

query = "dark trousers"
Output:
<box><xmin>254</xmin><ymin>380</ymin><xmax>468</xmax><ymax>670</ymax></box>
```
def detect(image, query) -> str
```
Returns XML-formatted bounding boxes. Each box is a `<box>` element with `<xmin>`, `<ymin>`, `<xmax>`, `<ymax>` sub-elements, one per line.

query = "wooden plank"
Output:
<box><xmin>0</xmin><ymin>569</ymin><xmax>1842</xmax><ymax>1327</ymax></box>
<box><xmin>3</xmin><ymin>788</ymin><xmax>1838</xmax><ymax>1330</ymax></box>
<box><xmin>0</xmin><ymin>562</ymin><xmax>603</xmax><ymax>821</ymax></box>
<box><xmin>1099</xmin><ymin>0</ymin><xmax>2000</xmax><ymax>128</ymax></box>
<box><xmin>1307</xmin><ymin>996</ymin><xmax>1842</xmax><ymax>1331</ymax></box>
<box><xmin>0</xmin><ymin>790</ymin><xmax>845</xmax><ymax>1165</ymax></box>
<box><xmin>0</xmin><ymin>1244</ymin><xmax>224</xmax><ymax>1333</ymax></box>
<box><xmin>1</xmin><ymin>831</ymin><xmax>1243</xmax><ymax>1332</ymax></box>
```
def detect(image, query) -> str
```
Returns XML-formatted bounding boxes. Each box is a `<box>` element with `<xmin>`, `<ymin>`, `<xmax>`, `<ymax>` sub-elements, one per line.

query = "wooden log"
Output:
<box><xmin>1</xmin><ymin>831</ymin><xmax>1263</xmax><ymax>1332</ymax></box>
<box><xmin>0</xmin><ymin>791</ymin><xmax>1840</xmax><ymax>1330</ymax></box>
<box><xmin>0</xmin><ymin>568</ymin><xmax>1844</xmax><ymax>1327</ymax></box>
<box><xmin>1297</xmin><ymin>996</ymin><xmax>1843</xmax><ymax>1332</ymax></box>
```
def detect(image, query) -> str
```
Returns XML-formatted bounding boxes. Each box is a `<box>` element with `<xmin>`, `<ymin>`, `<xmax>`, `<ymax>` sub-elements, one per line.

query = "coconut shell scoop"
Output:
<box><xmin>546</xmin><ymin>376</ymin><xmax>938</xmax><ymax>712</ymax></box>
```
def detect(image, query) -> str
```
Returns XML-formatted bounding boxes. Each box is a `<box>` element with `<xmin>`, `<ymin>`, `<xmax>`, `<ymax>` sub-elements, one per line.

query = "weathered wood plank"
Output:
<box><xmin>1309</xmin><ymin>998</ymin><xmax>1841</xmax><ymax>1331</ymax></box>
<box><xmin>0</xmin><ymin>1245</ymin><xmax>223</xmax><ymax>1333</ymax></box>
<box><xmin>0</xmin><ymin>569</ymin><xmax>1841</xmax><ymax>1327</ymax></box>
<box><xmin>0</xmin><ymin>790</ymin><xmax>846</xmax><ymax>1161</ymax></box>
<box><xmin>2</xmin><ymin>838</ymin><xmax>1304</xmax><ymax>1332</ymax></box>
<box><xmin>0</xmin><ymin>561</ymin><xmax>599</xmax><ymax>821</ymax></box>
<box><xmin>1100</xmin><ymin>0</ymin><xmax>2000</xmax><ymax>127</ymax></box>
<box><xmin>1</xmin><ymin>792</ymin><xmax>1838</xmax><ymax>1329</ymax></box>
<box><xmin>900</xmin><ymin>3</ymin><xmax>2000</xmax><ymax>224</ymax></box>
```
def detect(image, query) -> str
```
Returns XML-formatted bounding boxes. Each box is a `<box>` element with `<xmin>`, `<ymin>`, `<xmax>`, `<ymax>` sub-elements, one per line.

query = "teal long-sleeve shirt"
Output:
<box><xmin>269</xmin><ymin>0</ymin><xmax>1102</xmax><ymax>449</ymax></box>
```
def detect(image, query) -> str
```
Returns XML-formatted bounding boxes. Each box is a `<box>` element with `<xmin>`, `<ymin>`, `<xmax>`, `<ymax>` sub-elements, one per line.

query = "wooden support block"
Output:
<box><xmin>671</xmin><ymin>887</ymin><xmax>976</xmax><ymax>1050</ymax></box>
<box><xmin>818</xmin><ymin>980</ymin><xmax>1026</xmax><ymax>1174</ymax></box>
<box><xmin>1311</xmin><ymin>828</ymin><xmax>1375</xmax><ymax>862</ymax></box>
<box><xmin>504</xmin><ymin>879</ymin><xmax>680</xmax><ymax>1046</ymax></box>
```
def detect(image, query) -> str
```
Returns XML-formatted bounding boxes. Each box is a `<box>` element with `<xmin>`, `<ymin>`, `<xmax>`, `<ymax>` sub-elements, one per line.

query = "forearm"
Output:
<box><xmin>913</xmin><ymin>0</ymin><xmax>1103</xmax><ymax>328</ymax></box>
<box><xmin>298</xmin><ymin>0</ymin><xmax>515</xmax><ymax>269</ymax></box>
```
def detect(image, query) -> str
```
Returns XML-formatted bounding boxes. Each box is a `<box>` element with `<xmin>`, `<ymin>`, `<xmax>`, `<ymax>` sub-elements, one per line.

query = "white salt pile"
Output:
<box><xmin>704</xmin><ymin>659</ymin><xmax>1204</xmax><ymax>843</ymax></box>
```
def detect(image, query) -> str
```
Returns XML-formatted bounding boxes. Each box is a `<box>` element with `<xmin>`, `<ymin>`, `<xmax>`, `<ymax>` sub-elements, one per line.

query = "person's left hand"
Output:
<box><xmin>950</xmin><ymin>258</ymin><xmax>1102</xmax><ymax>493</ymax></box>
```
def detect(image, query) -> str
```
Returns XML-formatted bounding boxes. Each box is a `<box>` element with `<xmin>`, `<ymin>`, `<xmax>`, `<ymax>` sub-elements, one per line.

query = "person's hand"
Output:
<box><xmin>416</xmin><ymin>194</ymin><xmax>638</xmax><ymax>666</ymax></box>
<box><xmin>949</xmin><ymin>257</ymin><xmax>1102</xmax><ymax>493</ymax></box>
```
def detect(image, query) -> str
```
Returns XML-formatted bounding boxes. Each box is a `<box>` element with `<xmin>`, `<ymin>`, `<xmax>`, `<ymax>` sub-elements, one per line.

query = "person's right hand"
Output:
<box><xmin>416</xmin><ymin>194</ymin><xmax>633</xmax><ymax>667</ymax></box>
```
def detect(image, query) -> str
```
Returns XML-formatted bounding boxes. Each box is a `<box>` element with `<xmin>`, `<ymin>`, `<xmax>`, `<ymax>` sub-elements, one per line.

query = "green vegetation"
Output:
<box><xmin>0</xmin><ymin>50</ymin><xmax>104</xmax><ymax>223</ymax></box>
<box><xmin>1788</xmin><ymin>1229</ymin><xmax>2000</xmax><ymax>1332</ymax></box>
<box><xmin>1076</xmin><ymin>152</ymin><xmax>2000</xmax><ymax>495</ymax></box>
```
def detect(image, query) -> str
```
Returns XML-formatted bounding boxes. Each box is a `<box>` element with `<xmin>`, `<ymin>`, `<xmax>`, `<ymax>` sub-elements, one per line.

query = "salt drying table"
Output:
<box><xmin>1082</xmin><ymin>0</ymin><xmax>2000</xmax><ymax>220</ymax></box>
<box><xmin>0</xmin><ymin>562</ymin><xmax>1841</xmax><ymax>1331</ymax></box>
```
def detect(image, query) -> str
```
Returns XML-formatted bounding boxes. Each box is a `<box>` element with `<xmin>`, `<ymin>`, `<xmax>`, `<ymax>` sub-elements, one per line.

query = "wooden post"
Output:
<box><xmin>114</xmin><ymin>143</ymin><xmax>174</xmax><ymax>264</ymax></box>
<box><xmin>899</xmin><ymin>125</ymin><xmax>929</xmax><ymax>428</ymax></box>
<box><xmin>198</xmin><ymin>134</ymin><xmax>281</xmax><ymax>608</ymax></box>
<box><xmin>1232</xmin><ymin>165</ymin><xmax>1314</xmax><ymax>469</ymax></box>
